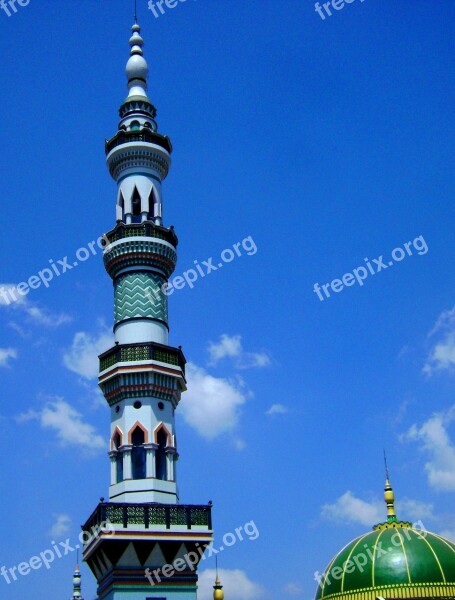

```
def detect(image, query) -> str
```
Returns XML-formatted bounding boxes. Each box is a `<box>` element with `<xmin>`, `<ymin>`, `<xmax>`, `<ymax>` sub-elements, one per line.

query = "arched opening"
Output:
<box><xmin>117</xmin><ymin>192</ymin><xmax>125</xmax><ymax>222</ymax></box>
<box><xmin>112</xmin><ymin>430</ymin><xmax>124</xmax><ymax>483</ymax></box>
<box><xmin>148</xmin><ymin>188</ymin><xmax>156</xmax><ymax>221</ymax></box>
<box><xmin>131</xmin><ymin>188</ymin><xmax>142</xmax><ymax>224</ymax></box>
<box><xmin>112</xmin><ymin>429</ymin><xmax>122</xmax><ymax>450</ymax></box>
<box><xmin>130</xmin><ymin>120</ymin><xmax>140</xmax><ymax>131</ymax></box>
<box><xmin>131</xmin><ymin>426</ymin><xmax>146</xmax><ymax>480</ymax></box>
<box><xmin>156</xmin><ymin>428</ymin><xmax>168</xmax><ymax>481</ymax></box>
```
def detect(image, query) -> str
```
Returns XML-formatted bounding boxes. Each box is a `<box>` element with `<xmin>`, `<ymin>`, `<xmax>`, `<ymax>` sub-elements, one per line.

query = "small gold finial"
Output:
<box><xmin>213</xmin><ymin>558</ymin><xmax>224</xmax><ymax>600</ymax></box>
<box><xmin>384</xmin><ymin>451</ymin><xmax>397</xmax><ymax>522</ymax></box>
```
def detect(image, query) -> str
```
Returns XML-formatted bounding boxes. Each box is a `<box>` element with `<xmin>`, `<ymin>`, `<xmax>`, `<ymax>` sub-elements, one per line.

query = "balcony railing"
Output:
<box><xmin>99</xmin><ymin>342</ymin><xmax>186</xmax><ymax>374</ymax></box>
<box><xmin>83</xmin><ymin>502</ymin><xmax>212</xmax><ymax>535</ymax></box>
<box><xmin>104</xmin><ymin>221</ymin><xmax>178</xmax><ymax>246</ymax></box>
<box><xmin>105</xmin><ymin>129</ymin><xmax>172</xmax><ymax>154</ymax></box>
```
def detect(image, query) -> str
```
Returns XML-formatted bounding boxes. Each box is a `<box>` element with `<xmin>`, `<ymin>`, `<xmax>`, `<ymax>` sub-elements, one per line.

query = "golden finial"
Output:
<box><xmin>373</xmin><ymin>453</ymin><xmax>413</xmax><ymax>531</ymax></box>
<box><xmin>213</xmin><ymin>557</ymin><xmax>224</xmax><ymax>600</ymax></box>
<box><xmin>384</xmin><ymin>450</ymin><xmax>397</xmax><ymax>522</ymax></box>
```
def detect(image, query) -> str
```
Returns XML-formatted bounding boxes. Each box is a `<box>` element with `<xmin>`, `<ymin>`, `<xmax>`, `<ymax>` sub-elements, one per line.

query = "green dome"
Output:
<box><xmin>315</xmin><ymin>526</ymin><xmax>455</xmax><ymax>600</ymax></box>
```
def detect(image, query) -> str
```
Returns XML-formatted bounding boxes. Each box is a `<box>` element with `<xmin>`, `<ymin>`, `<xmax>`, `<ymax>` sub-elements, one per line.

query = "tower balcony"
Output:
<box><xmin>104</xmin><ymin>220</ymin><xmax>178</xmax><ymax>247</ymax></box>
<box><xmin>99</xmin><ymin>342</ymin><xmax>186</xmax><ymax>406</ymax></box>
<box><xmin>106</xmin><ymin>131</ymin><xmax>172</xmax><ymax>182</ymax></box>
<box><xmin>100</xmin><ymin>342</ymin><xmax>185</xmax><ymax>374</ymax></box>
<box><xmin>83</xmin><ymin>501</ymin><xmax>213</xmax><ymax>537</ymax></box>
<box><xmin>105</xmin><ymin>128</ymin><xmax>172</xmax><ymax>155</ymax></box>
<box><xmin>103</xmin><ymin>233</ymin><xmax>177</xmax><ymax>280</ymax></box>
<box><xmin>82</xmin><ymin>501</ymin><xmax>214</xmax><ymax>594</ymax></box>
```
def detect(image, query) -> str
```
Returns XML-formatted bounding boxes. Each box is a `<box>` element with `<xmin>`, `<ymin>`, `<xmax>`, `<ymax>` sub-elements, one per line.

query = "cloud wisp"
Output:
<box><xmin>404</xmin><ymin>405</ymin><xmax>455</xmax><ymax>492</ymax></box>
<box><xmin>197</xmin><ymin>569</ymin><xmax>264</xmax><ymax>600</ymax></box>
<box><xmin>0</xmin><ymin>283</ymin><xmax>71</xmax><ymax>328</ymax></box>
<box><xmin>321</xmin><ymin>490</ymin><xmax>435</xmax><ymax>527</ymax></box>
<box><xmin>424</xmin><ymin>306</ymin><xmax>455</xmax><ymax>375</ymax></box>
<box><xmin>179</xmin><ymin>363</ymin><xmax>247</xmax><ymax>442</ymax></box>
<box><xmin>0</xmin><ymin>347</ymin><xmax>17</xmax><ymax>367</ymax></box>
<box><xmin>17</xmin><ymin>398</ymin><xmax>106</xmax><ymax>453</ymax></box>
<box><xmin>63</xmin><ymin>327</ymin><xmax>113</xmax><ymax>380</ymax></box>
<box><xmin>208</xmin><ymin>334</ymin><xmax>270</xmax><ymax>369</ymax></box>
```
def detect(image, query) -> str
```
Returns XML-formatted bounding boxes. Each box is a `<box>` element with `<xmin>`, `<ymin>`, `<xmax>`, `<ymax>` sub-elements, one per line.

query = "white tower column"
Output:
<box><xmin>145</xmin><ymin>443</ymin><xmax>158</xmax><ymax>478</ymax></box>
<box><xmin>122</xmin><ymin>445</ymin><xmax>133</xmax><ymax>480</ymax></box>
<box><xmin>109</xmin><ymin>451</ymin><xmax>118</xmax><ymax>486</ymax></box>
<box><xmin>166</xmin><ymin>447</ymin><xmax>177</xmax><ymax>481</ymax></box>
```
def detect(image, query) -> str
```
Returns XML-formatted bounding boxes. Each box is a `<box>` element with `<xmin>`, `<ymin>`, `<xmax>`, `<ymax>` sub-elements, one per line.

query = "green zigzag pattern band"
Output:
<box><xmin>114</xmin><ymin>272</ymin><xmax>168</xmax><ymax>324</ymax></box>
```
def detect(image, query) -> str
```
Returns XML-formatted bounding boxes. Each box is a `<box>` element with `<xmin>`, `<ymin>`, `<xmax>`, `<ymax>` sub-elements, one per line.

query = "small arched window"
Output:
<box><xmin>148</xmin><ymin>188</ymin><xmax>157</xmax><ymax>221</ymax></box>
<box><xmin>131</xmin><ymin>426</ymin><xmax>146</xmax><ymax>480</ymax></box>
<box><xmin>113</xmin><ymin>431</ymin><xmax>123</xmax><ymax>483</ymax></box>
<box><xmin>131</xmin><ymin>188</ymin><xmax>142</xmax><ymax>224</ymax></box>
<box><xmin>156</xmin><ymin>428</ymin><xmax>168</xmax><ymax>481</ymax></box>
<box><xmin>118</xmin><ymin>192</ymin><xmax>125</xmax><ymax>222</ymax></box>
<box><xmin>130</xmin><ymin>120</ymin><xmax>140</xmax><ymax>131</ymax></box>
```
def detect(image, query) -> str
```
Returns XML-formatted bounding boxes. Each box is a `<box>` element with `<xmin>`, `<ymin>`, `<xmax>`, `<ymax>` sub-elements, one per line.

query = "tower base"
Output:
<box><xmin>82</xmin><ymin>501</ymin><xmax>213</xmax><ymax>600</ymax></box>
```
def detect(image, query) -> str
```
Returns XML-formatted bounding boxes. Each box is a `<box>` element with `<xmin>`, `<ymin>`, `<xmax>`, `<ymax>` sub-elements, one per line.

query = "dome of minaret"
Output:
<box><xmin>125</xmin><ymin>23</ymin><xmax>149</xmax><ymax>90</ymax></box>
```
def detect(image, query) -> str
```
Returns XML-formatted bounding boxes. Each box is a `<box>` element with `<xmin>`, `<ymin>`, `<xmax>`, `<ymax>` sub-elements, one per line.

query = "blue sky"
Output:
<box><xmin>0</xmin><ymin>0</ymin><xmax>455</xmax><ymax>599</ymax></box>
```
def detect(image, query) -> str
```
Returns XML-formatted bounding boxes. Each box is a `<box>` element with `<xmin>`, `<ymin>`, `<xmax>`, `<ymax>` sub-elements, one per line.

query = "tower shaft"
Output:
<box><xmin>82</xmin><ymin>22</ymin><xmax>213</xmax><ymax>600</ymax></box>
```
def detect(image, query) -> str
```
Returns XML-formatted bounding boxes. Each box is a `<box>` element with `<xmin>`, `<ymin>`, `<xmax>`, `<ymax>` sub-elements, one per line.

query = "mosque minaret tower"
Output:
<box><xmin>80</xmin><ymin>20</ymin><xmax>214</xmax><ymax>600</ymax></box>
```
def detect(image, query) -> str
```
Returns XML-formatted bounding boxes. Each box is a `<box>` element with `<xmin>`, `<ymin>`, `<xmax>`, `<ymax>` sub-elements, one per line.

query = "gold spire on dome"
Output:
<box><xmin>384</xmin><ymin>451</ymin><xmax>397</xmax><ymax>522</ymax></box>
<box><xmin>213</xmin><ymin>558</ymin><xmax>224</xmax><ymax>600</ymax></box>
<box><xmin>373</xmin><ymin>453</ymin><xmax>412</xmax><ymax>531</ymax></box>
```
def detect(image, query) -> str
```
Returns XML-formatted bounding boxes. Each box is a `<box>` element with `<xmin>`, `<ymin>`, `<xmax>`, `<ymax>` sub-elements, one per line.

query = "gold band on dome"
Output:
<box><xmin>320</xmin><ymin>583</ymin><xmax>455</xmax><ymax>600</ymax></box>
<box><xmin>373</xmin><ymin>520</ymin><xmax>413</xmax><ymax>531</ymax></box>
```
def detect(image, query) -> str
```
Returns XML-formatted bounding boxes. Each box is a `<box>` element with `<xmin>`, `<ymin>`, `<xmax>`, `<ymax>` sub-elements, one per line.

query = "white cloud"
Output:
<box><xmin>63</xmin><ymin>328</ymin><xmax>113</xmax><ymax>380</ymax></box>
<box><xmin>266</xmin><ymin>403</ymin><xmax>288</xmax><ymax>416</ymax></box>
<box><xmin>396</xmin><ymin>498</ymin><xmax>435</xmax><ymax>521</ymax></box>
<box><xmin>284</xmin><ymin>582</ymin><xmax>304</xmax><ymax>596</ymax></box>
<box><xmin>209</xmin><ymin>334</ymin><xmax>243</xmax><ymax>362</ymax></box>
<box><xmin>0</xmin><ymin>283</ymin><xmax>71</xmax><ymax>327</ymax></box>
<box><xmin>179</xmin><ymin>363</ymin><xmax>246</xmax><ymax>440</ymax></box>
<box><xmin>17</xmin><ymin>398</ymin><xmax>106</xmax><ymax>452</ymax></box>
<box><xmin>0</xmin><ymin>347</ymin><xmax>17</xmax><ymax>367</ymax></box>
<box><xmin>232</xmin><ymin>437</ymin><xmax>247</xmax><ymax>451</ymax></box>
<box><xmin>321</xmin><ymin>491</ymin><xmax>383</xmax><ymax>527</ymax></box>
<box><xmin>404</xmin><ymin>406</ymin><xmax>455</xmax><ymax>491</ymax></box>
<box><xmin>0</xmin><ymin>284</ymin><xmax>26</xmax><ymax>308</ymax></box>
<box><xmin>439</xmin><ymin>528</ymin><xmax>455</xmax><ymax>543</ymax></box>
<box><xmin>321</xmin><ymin>491</ymin><xmax>435</xmax><ymax>527</ymax></box>
<box><xmin>424</xmin><ymin>306</ymin><xmax>455</xmax><ymax>375</ymax></box>
<box><xmin>26</xmin><ymin>305</ymin><xmax>71</xmax><ymax>327</ymax></box>
<box><xmin>49</xmin><ymin>514</ymin><xmax>72</xmax><ymax>539</ymax></box>
<box><xmin>198</xmin><ymin>569</ymin><xmax>264</xmax><ymax>600</ymax></box>
<box><xmin>208</xmin><ymin>334</ymin><xmax>270</xmax><ymax>369</ymax></box>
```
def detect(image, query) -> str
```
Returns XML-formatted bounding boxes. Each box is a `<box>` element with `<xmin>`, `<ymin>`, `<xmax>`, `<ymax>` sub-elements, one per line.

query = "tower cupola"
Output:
<box><xmin>70</xmin><ymin>563</ymin><xmax>83</xmax><ymax>600</ymax></box>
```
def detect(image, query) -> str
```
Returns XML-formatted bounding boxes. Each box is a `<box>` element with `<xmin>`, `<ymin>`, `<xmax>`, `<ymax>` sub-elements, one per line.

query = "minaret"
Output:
<box><xmin>81</xmin><ymin>21</ymin><xmax>213</xmax><ymax>599</ymax></box>
<box><xmin>70</xmin><ymin>563</ymin><xmax>83</xmax><ymax>600</ymax></box>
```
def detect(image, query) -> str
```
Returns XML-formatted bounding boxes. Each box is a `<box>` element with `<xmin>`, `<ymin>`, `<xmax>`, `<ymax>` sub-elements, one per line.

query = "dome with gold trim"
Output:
<box><xmin>315</xmin><ymin>478</ymin><xmax>455</xmax><ymax>600</ymax></box>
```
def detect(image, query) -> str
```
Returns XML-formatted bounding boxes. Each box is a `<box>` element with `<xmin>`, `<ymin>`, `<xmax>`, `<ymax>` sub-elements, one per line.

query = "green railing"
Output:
<box><xmin>103</xmin><ymin>221</ymin><xmax>177</xmax><ymax>246</ymax></box>
<box><xmin>99</xmin><ymin>342</ymin><xmax>185</xmax><ymax>373</ymax></box>
<box><xmin>83</xmin><ymin>502</ymin><xmax>212</xmax><ymax>535</ymax></box>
